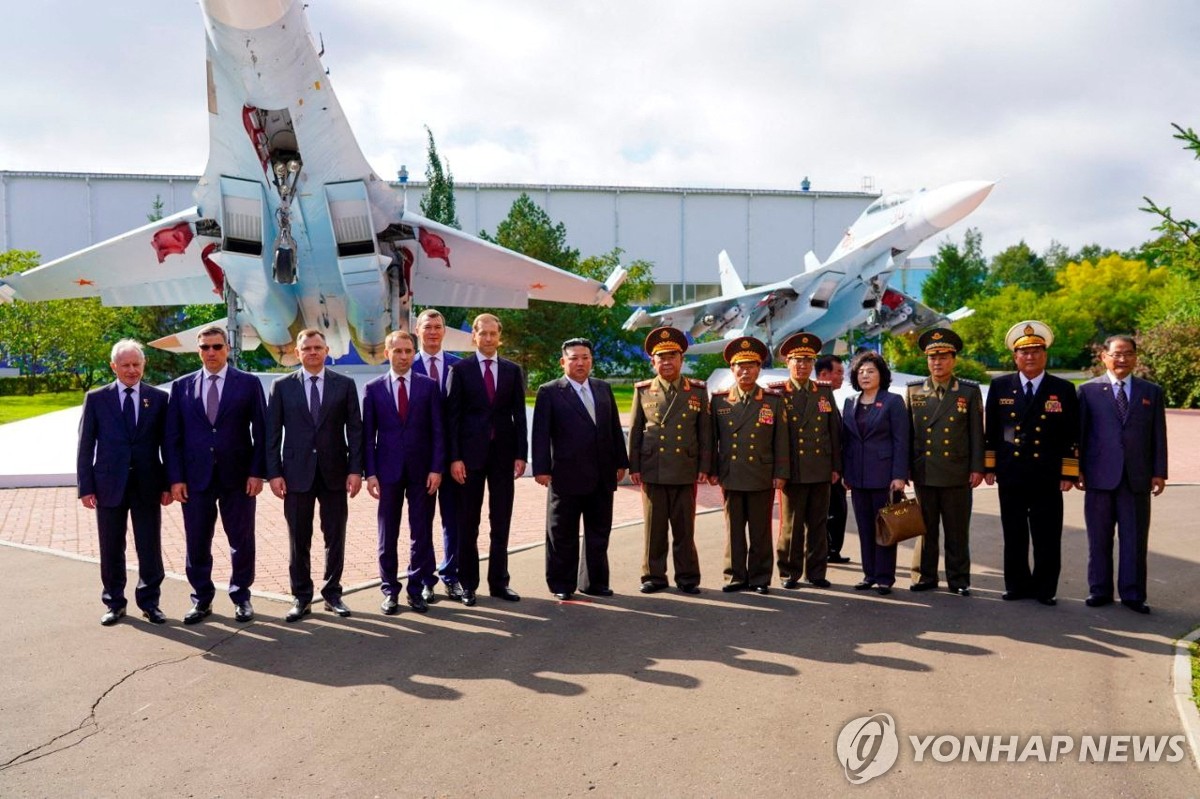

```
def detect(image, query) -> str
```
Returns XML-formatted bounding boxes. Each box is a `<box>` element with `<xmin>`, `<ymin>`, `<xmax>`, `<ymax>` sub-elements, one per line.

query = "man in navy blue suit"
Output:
<box><xmin>363</xmin><ymin>330</ymin><xmax>444</xmax><ymax>614</ymax></box>
<box><xmin>446</xmin><ymin>313</ymin><xmax>528</xmax><ymax>606</ymax></box>
<box><xmin>266</xmin><ymin>329</ymin><xmax>364</xmax><ymax>623</ymax></box>
<box><xmin>1077</xmin><ymin>335</ymin><xmax>1168</xmax><ymax>614</ymax></box>
<box><xmin>165</xmin><ymin>325</ymin><xmax>267</xmax><ymax>624</ymax></box>
<box><xmin>532</xmin><ymin>338</ymin><xmax>629</xmax><ymax>600</ymax></box>
<box><xmin>77</xmin><ymin>339</ymin><xmax>171</xmax><ymax>626</ymax></box>
<box><xmin>410</xmin><ymin>308</ymin><xmax>463</xmax><ymax>600</ymax></box>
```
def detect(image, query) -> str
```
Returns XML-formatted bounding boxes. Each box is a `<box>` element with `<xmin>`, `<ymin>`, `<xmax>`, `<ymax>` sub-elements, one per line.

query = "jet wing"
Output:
<box><xmin>0</xmin><ymin>209</ymin><xmax>222</xmax><ymax>307</ymax></box>
<box><xmin>863</xmin><ymin>287</ymin><xmax>972</xmax><ymax>337</ymax></box>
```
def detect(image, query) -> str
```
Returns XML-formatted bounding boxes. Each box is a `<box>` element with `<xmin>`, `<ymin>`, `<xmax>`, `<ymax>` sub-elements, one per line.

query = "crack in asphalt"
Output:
<box><xmin>0</xmin><ymin>626</ymin><xmax>248</xmax><ymax>772</ymax></box>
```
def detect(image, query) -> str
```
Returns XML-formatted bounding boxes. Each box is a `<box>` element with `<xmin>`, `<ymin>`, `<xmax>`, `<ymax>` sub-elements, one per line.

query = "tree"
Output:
<box><xmin>419</xmin><ymin>126</ymin><xmax>460</xmax><ymax>230</ymax></box>
<box><xmin>983</xmin><ymin>241</ymin><xmax>1056</xmax><ymax>296</ymax></box>
<box><xmin>952</xmin><ymin>284</ymin><xmax>1090</xmax><ymax>368</ymax></box>
<box><xmin>921</xmin><ymin>227</ymin><xmax>986</xmax><ymax>312</ymax></box>
<box><xmin>1138</xmin><ymin>321</ymin><xmax>1200</xmax><ymax>408</ymax></box>
<box><xmin>1050</xmin><ymin>254</ymin><xmax>1170</xmax><ymax>343</ymax></box>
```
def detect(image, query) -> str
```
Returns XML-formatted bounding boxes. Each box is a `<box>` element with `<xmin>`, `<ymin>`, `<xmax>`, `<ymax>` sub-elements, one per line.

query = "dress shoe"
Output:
<box><xmin>1001</xmin><ymin>591</ymin><xmax>1026</xmax><ymax>601</ymax></box>
<box><xmin>950</xmin><ymin>587</ymin><xmax>971</xmax><ymax>597</ymax></box>
<box><xmin>1122</xmin><ymin>599</ymin><xmax>1151</xmax><ymax>615</ymax></box>
<box><xmin>323</xmin><ymin>599</ymin><xmax>351</xmax><ymax>618</ymax></box>
<box><xmin>380</xmin><ymin>595</ymin><xmax>400</xmax><ymax>615</ymax></box>
<box><xmin>910</xmin><ymin>581</ymin><xmax>937</xmax><ymax>592</ymax></box>
<box><xmin>489</xmin><ymin>587</ymin><xmax>521</xmax><ymax>602</ymax></box>
<box><xmin>580</xmin><ymin>587</ymin><xmax>613</xmax><ymax>597</ymax></box>
<box><xmin>827</xmin><ymin>553</ymin><xmax>851</xmax><ymax>564</ymax></box>
<box><xmin>1085</xmin><ymin>594</ymin><xmax>1113</xmax><ymax>608</ymax></box>
<box><xmin>853</xmin><ymin>580</ymin><xmax>875</xmax><ymax>591</ymax></box>
<box><xmin>782</xmin><ymin>579</ymin><xmax>801</xmax><ymax>590</ymax></box>
<box><xmin>876</xmin><ymin>586</ymin><xmax>893</xmax><ymax>596</ymax></box>
<box><xmin>677</xmin><ymin>584</ymin><xmax>701</xmax><ymax>595</ymax></box>
<box><xmin>100</xmin><ymin>607</ymin><xmax>126</xmax><ymax>626</ymax></box>
<box><xmin>553</xmin><ymin>591</ymin><xmax>574</xmax><ymax>601</ymax></box>
<box><xmin>407</xmin><ymin>594</ymin><xmax>429</xmax><ymax>614</ymax></box>
<box><xmin>461</xmin><ymin>590</ymin><xmax>477</xmax><ymax>607</ymax></box>
<box><xmin>286</xmin><ymin>601</ymin><xmax>312</xmax><ymax>623</ymax></box>
<box><xmin>640</xmin><ymin>581</ymin><xmax>667</xmax><ymax>594</ymax></box>
<box><xmin>752</xmin><ymin>585</ymin><xmax>770</xmax><ymax>595</ymax></box>
<box><xmin>234</xmin><ymin>601</ymin><xmax>254</xmax><ymax>622</ymax></box>
<box><xmin>1037</xmin><ymin>597</ymin><xmax>1057</xmax><ymax>607</ymax></box>
<box><xmin>722</xmin><ymin>582</ymin><xmax>747</xmax><ymax>593</ymax></box>
<box><xmin>141</xmin><ymin>607</ymin><xmax>167</xmax><ymax>624</ymax></box>
<box><xmin>443</xmin><ymin>581</ymin><xmax>465</xmax><ymax>600</ymax></box>
<box><xmin>810</xmin><ymin>578</ymin><xmax>832</xmax><ymax>589</ymax></box>
<box><xmin>183</xmin><ymin>603</ymin><xmax>212</xmax><ymax>625</ymax></box>
<box><xmin>421</xmin><ymin>584</ymin><xmax>437</xmax><ymax>604</ymax></box>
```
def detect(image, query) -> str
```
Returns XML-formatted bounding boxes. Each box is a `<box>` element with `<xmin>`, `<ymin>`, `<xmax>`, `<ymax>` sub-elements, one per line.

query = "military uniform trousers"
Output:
<box><xmin>997</xmin><ymin>481</ymin><xmax>1063</xmax><ymax>600</ymax></box>
<box><xmin>640</xmin><ymin>482</ymin><xmax>701</xmax><ymax>588</ymax></box>
<box><xmin>284</xmin><ymin>469</ymin><xmax>348</xmax><ymax>605</ymax></box>
<box><xmin>777</xmin><ymin>482</ymin><xmax>830</xmax><ymax>582</ymax></box>
<box><xmin>910</xmin><ymin>483</ymin><xmax>972</xmax><ymax>590</ymax></box>
<box><xmin>723</xmin><ymin>488</ymin><xmax>775</xmax><ymax>587</ymax></box>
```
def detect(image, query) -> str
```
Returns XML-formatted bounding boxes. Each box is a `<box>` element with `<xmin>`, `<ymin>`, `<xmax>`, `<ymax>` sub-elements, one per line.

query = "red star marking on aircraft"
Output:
<box><xmin>75</xmin><ymin>278</ymin><xmax>95</xmax><ymax>286</ymax></box>
<box><xmin>529</xmin><ymin>283</ymin><xmax>546</xmax><ymax>290</ymax></box>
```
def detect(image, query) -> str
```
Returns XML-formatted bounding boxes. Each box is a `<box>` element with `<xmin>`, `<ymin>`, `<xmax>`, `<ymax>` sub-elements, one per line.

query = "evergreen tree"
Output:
<box><xmin>983</xmin><ymin>240</ymin><xmax>1056</xmax><ymax>296</ymax></box>
<box><xmin>419</xmin><ymin>127</ymin><xmax>460</xmax><ymax>230</ymax></box>
<box><xmin>921</xmin><ymin>227</ymin><xmax>986</xmax><ymax>312</ymax></box>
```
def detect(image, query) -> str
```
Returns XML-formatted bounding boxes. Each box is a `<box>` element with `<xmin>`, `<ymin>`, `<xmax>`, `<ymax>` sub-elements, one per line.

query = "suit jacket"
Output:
<box><xmin>363</xmin><ymin>371</ymin><xmax>444</xmax><ymax>484</ymax></box>
<box><xmin>710</xmin><ymin>385</ymin><xmax>789</xmax><ymax>491</ymax></box>
<box><xmin>628</xmin><ymin>376</ymin><xmax>712</xmax><ymax>484</ymax></box>
<box><xmin>1078</xmin><ymin>375</ymin><xmax>1168</xmax><ymax>493</ymax></box>
<box><xmin>265</xmin><ymin>369</ymin><xmax>363</xmax><ymax>492</ymax></box>
<box><xmin>984</xmin><ymin>372</ymin><xmax>1079</xmax><ymax>485</ymax></box>
<box><xmin>446</xmin><ymin>354</ymin><xmax>528</xmax><ymax>469</ymax></box>
<box><xmin>906</xmin><ymin>377</ymin><xmax>985</xmax><ymax>487</ymax></box>
<box><xmin>532</xmin><ymin>377</ymin><xmax>629</xmax><ymax>495</ymax></box>
<box><xmin>771</xmin><ymin>378</ymin><xmax>842</xmax><ymax>484</ymax></box>
<box><xmin>164</xmin><ymin>367</ymin><xmax>267</xmax><ymax>492</ymax></box>
<box><xmin>841</xmin><ymin>392</ymin><xmax>909</xmax><ymax>490</ymax></box>
<box><xmin>412</xmin><ymin>350</ymin><xmax>461</xmax><ymax>396</ymax></box>
<box><xmin>77</xmin><ymin>381</ymin><xmax>169</xmax><ymax>506</ymax></box>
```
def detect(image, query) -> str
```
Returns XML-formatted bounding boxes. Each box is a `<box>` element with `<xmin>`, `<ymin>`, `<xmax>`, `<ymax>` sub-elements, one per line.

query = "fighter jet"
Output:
<box><xmin>622</xmin><ymin>180</ymin><xmax>994</xmax><ymax>353</ymax></box>
<box><xmin>0</xmin><ymin>0</ymin><xmax>626</xmax><ymax>365</ymax></box>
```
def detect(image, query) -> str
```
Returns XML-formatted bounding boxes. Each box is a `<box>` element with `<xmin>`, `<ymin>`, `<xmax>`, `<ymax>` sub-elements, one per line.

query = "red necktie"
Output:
<box><xmin>429</xmin><ymin>356</ymin><xmax>439</xmax><ymax>386</ymax></box>
<box><xmin>483</xmin><ymin>359</ymin><xmax>496</xmax><ymax>403</ymax></box>
<box><xmin>396</xmin><ymin>376</ymin><xmax>408</xmax><ymax>422</ymax></box>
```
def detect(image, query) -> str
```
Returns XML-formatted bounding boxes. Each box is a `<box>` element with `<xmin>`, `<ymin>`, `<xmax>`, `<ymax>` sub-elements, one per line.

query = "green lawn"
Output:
<box><xmin>525</xmin><ymin>383</ymin><xmax>636</xmax><ymax>410</ymax></box>
<box><xmin>0</xmin><ymin>391</ymin><xmax>85</xmax><ymax>424</ymax></box>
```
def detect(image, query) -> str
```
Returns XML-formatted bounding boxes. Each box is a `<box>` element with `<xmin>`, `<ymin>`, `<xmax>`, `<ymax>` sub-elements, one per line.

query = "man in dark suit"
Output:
<box><xmin>446</xmin><ymin>313</ymin><xmax>528</xmax><ymax>606</ymax></box>
<box><xmin>906</xmin><ymin>328</ymin><xmax>984</xmax><ymax>596</ymax></box>
<box><xmin>816</xmin><ymin>355</ymin><xmax>850</xmax><ymax>564</ymax></box>
<box><xmin>984</xmin><ymin>320</ymin><xmax>1079</xmax><ymax>606</ymax></box>
<box><xmin>77</xmin><ymin>339</ymin><xmax>171</xmax><ymax>625</ymax></box>
<box><xmin>1077</xmin><ymin>335</ymin><xmax>1168</xmax><ymax>614</ymax></box>
<box><xmin>165</xmin><ymin>325</ymin><xmax>267</xmax><ymax>624</ymax></box>
<box><xmin>532</xmin><ymin>338</ymin><xmax>629</xmax><ymax>600</ymax></box>
<box><xmin>410</xmin><ymin>308</ymin><xmax>464</xmax><ymax>600</ymax></box>
<box><xmin>266</xmin><ymin>329</ymin><xmax>364</xmax><ymax>623</ymax></box>
<box><xmin>363</xmin><ymin>330</ymin><xmax>444</xmax><ymax>614</ymax></box>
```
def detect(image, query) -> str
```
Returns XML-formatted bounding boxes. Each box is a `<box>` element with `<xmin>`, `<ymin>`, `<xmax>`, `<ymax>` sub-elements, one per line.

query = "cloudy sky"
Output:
<box><xmin>4</xmin><ymin>0</ymin><xmax>1198</xmax><ymax>259</ymax></box>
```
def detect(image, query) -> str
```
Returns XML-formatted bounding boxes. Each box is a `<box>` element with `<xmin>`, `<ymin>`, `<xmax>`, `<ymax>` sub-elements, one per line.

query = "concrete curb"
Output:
<box><xmin>1174</xmin><ymin>626</ymin><xmax>1200</xmax><ymax>772</ymax></box>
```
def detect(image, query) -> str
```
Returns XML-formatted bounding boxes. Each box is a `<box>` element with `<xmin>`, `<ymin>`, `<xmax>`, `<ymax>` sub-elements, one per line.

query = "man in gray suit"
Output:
<box><xmin>266</xmin><ymin>329</ymin><xmax>364</xmax><ymax>622</ymax></box>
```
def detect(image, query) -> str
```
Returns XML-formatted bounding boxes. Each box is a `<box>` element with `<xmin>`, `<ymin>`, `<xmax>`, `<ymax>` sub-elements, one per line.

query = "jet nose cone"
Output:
<box><xmin>921</xmin><ymin>180</ymin><xmax>996</xmax><ymax>230</ymax></box>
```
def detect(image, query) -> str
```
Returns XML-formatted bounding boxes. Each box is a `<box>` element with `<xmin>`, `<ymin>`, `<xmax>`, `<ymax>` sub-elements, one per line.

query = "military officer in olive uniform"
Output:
<box><xmin>984</xmin><ymin>321</ymin><xmax>1080</xmax><ymax>606</ymax></box>
<box><xmin>906</xmin><ymin>328</ymin><xmax>984</xmax><ymax>596</ymax></box>
<box><xmin>770</xmin><ymin>332</ymin><xmax>842</xmax><ymax>590</ymax></box>
<box><xmin>709</xmin><ymin>337</ymin><xmax>789</xmax><ymax>594</ymax></box>
<box><xmin>628</xmin><ymin>327</ymin><xmax>712</xmax><ymax>594</ymax></box>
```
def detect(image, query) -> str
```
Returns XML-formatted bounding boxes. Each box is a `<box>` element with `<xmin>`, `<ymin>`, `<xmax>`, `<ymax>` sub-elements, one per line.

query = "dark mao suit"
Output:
<box><xmin>363</xmin><ymin>371</ymin><xmax>444</xmax><ymax>599</ymax></box>
<box><xmin>265</xmin><ymin>369</ymin><xmax>363</xmax><ymax>605</ymax></box>
<box><xmin>446</xmin><ymin>354</ymin><xmax>528</xmax><ymax>594</ymax></box>
<box><xmin>412</xmin><ymin>350</ymin><xmax>461</xmax><ymax>586</ymax></box>
<box><xmin>1078</xmin><ymin>375</ymin><xmax>1168</xmax><ymax>604</ymax></box>
<box><xmin>532</xmin><ymin>376</ymin><xmax>630</xmax><ymax>594</ymax></box>
<box><xmin>165</xmin><ymin>368</ymin><xmax>267</xmax><ymax>606</ymax></box>
<box><xmin>77</xmin><ymin>381</ymin><xmax>169</xmax><ymax>612</ymax></box>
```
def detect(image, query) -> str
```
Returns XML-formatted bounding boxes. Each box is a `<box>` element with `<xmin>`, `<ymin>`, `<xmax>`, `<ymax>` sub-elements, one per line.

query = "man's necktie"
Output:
<box><xmin>396</xmin><ymin>376</ymin><xmax>408</xmax><ymax>422</ymax></box>
<box><xmin>309</xmin><ymin>375</ymin><xmax>320</xmax><ymax>421</ymax></box>
<box><xmin>122</xmin><ymin>387</ymin><xmax>136</xmax><ymax>433</ymax></box>
<box><xmin>429</xmin><ymin>356</ymin><xmax>439</xmax><ymax>386</ymax></box>
<box><xmin>1115</xmin><ymin>380</ymin><xmax>1129</xmax><ymax>423</ymax></box>
<box><xmin>935</xmin><ymin>385</ymin><xmax>945</xmax><ymax>400</ymax></box>
<box><xmin>580</xmin><ymin>383</ymin><xmax>596</xmax><ymax>423</ymax></box>
<box><xmin>206</xmin><ymin>374</ymin><xmax>219</xmax><ymax>424</ymax></box>
<box><xmin>483</xmin><ymin>359</ymin><xmax>496</xmax><ymax>403</ymax></box>
<box><xmin>1024</xmin><ymin>381</ymin><xmax>1034</xmax><ymax>401</ymax></box>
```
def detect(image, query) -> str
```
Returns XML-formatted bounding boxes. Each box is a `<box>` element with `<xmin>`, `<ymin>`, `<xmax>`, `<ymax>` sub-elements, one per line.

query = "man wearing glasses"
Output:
<box><xmin>165</xmin><ymin>325</ymin><xmax>267</xmax><ymax>624</ymax></box>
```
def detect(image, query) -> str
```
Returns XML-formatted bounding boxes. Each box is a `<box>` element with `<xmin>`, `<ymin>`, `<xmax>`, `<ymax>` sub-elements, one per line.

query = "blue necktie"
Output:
<box><xmin>122</xmin><ymin>387</ymin><xmax>136</xmax><ymax>434</ymax></box>
<box><xmin>1115</xmin><ymin>380</ymin><xmax>1128</xmax><ymax>423</ymax></box>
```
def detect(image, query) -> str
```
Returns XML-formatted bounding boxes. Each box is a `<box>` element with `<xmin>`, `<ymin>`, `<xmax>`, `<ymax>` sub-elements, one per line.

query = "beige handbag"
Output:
<box><xmin>875</xmin><ymin>491</ymin><xmax>925</xmax><ymax>547</ymax></box>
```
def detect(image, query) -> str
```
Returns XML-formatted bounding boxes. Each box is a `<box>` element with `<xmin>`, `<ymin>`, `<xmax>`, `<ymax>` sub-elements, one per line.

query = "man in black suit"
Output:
<box><xmin>266</xmin><ymin>329</ymin><xmax>364</xmax><ymax>623</ymax></box>
<box><xmin>532</xmin><ymin>338</ymin><xmax>629</xmax><ymax>600</ymax></box>
<box><xmin>77</xmin><ymin>339</ymin><xmax>172</xmax><ymax>625</ymax></box>
<box><xmin>816</xmin><ymin>355</ymin><xmax>850</xmax><ymax>564</ymax></box>
<box><xmin>984</xmin><ymin>320</ymin><xmax>1080</xmax><ymax>606</ymax></box>
<box><xmin>446</xmin><ymin>313</ymin><xmax>528</xmax><ymax>606</ymax></box>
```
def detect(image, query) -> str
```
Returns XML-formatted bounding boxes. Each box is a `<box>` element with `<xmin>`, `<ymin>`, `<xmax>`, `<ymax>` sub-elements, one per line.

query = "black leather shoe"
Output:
<box><xmin>782</xmin><ymin>579</ymin><xmax>801</xmax><ymax>589</ymax></box>
<box><xmin>285</xmin><ymin>601</ymin><xmax>311</xmax><ymax>623</ymax></box>
<box><xmin>141</xmin><ymin>607</ymin><xmax>167</xmax><ymax>624</ymax></box>
<box><xmin>752</xmin><ymin>585</ymin><xmax>770</xmax><ymax>595</ymax></box>
<box><xmin>950</xmin><ymin>587</ymin><xmax>971</xmax><ymax>597</ymax></box>
<box><xmin>407</xmin><ymin>594</ymin><xmax>429</xmax><ymax>614</ymax></box>
<box><xmin>323</xmin><ymin>599</ymin><xmax>351</xmax><ymax>618</ymax></box>
<box><xmin>722</xmin><ymin>582</ymin><xmax>747</xmax><ymax>593</ymax></box>
<box><xmin>380</xmin><ymin>595</ymin><xmax>400</xmax><ymax>615</ymax></box>
<box><xmin>876</xmin><ymin>586</ymin><xmax>893</xmax><ymax>596</ymax></box>
<box><xmin>183</xmin><ymin>603</ymin><xmax>212</xmax><ymax>625</ymax></box>
<box><xmin>677</xmin><ymin>584</ymin><xmax>701</xmax><ymax>595</ymax></box>
<box><xmin>1037</xmin><ymin>597</ymin><xmax>1057</xmax><ymax>607</ymax></box>
<box><xmin>580</xmin><ymin>587</ymin><xmax>613</xmax><ymax>597</ymax></box>
<box><xmin>640</xmin><ymin>581</ymin><xmax>667</xmax><ymax>594</ymax></box>
<box><xmin>489</xmin><ymin>587</ymin><xmax>521</xmax><ymax>602</ymax></box>
<box><xmin>553</xmin><ymin>591</ymin><xmax>574</xmax><ymax>601</ymax></box>
<box><xmin>421</xmin><ymin>584</ymin><xmax>436</xmax><ymax>604</ymax></box>
<box><xmin>1001</xmin><ymin>591</ymin><xmax>1026</xmax><ymax>601</ymax></box>
<box><xmin>444</xmin><ymin>581</ymin><xmax>465</xmax><ymax>600</ymax></box>
<box><xmin>910</xmin><ymin>581</ymin><xmax>937</xmax><ymax>592</ymax></box>
<box><xmin>1122</xmin><ymin>599</ymin><xmax>1151</xmax><ymax>615</ymax></box>
<box><xmin>100</xmin><ymin>607</ymin><xmax>126</xmax><ymax>626</ymax></box>
<box><xmin>461</xmin><ymin>590</ymin><xmax>477</xmax><ymax>607</ymax></box>
<box><xmin>853</xmin><ymin>581</ymin><xmax>874</xmax><ymax>591</ymax></box>
<box><xmin>810</xmin><ymin>578</ymin><xmax>832</xmax><ymax>588</ymax></box>
<box><xmin>1085</xmin><ymin>594</ymin><xmax>1113</xmax><ymax>608</ymax></box>
<box><xmin>233</xmin><ymin>601</ymin><xmax>254</xmax><ymax>622</ymax></box>
<box><xmin>827</xmin><ymin>553</ymin><xmax>851</xmax><ymax>564</ymax></box>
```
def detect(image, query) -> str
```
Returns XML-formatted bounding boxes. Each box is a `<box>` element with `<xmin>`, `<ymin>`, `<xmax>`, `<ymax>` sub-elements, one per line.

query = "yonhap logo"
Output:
<box><xmin>836</xmin><ymin>713</ymin><xmax>899</xmax><ymax>784</ymax></box>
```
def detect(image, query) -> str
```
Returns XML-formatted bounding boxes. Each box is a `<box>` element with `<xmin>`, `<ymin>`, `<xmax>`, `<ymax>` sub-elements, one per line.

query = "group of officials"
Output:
<box><xmin>78</xmin><ymin>312</ymin><xmax>1167</xmax><ymax>626</ymax></box>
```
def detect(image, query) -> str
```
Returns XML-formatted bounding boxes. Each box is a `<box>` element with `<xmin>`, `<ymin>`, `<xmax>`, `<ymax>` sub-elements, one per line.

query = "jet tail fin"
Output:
<box><xmin>804</xmin><ymin>251</ymin><xmax>822</xmax><ymax>273</ymax></box>
<box><xmin>717</xmin><ymin>250</ymin><xmax>746</xmax><ymax>296</ymax></box>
